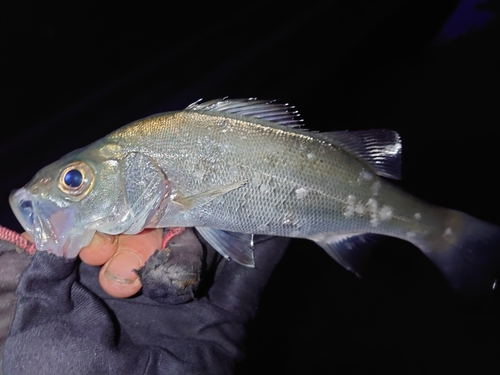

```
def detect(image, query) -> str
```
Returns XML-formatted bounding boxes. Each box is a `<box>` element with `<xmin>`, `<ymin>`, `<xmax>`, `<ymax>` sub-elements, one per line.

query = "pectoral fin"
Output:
<box><xmin>173</xmin><ymin>180</ymin><xmax>247</xmax><ymax>210</ymax></box>
<box><xmin>195</xmin><ymin>227</ymin><xmax>255</xmax><ymax>267</ymax></box>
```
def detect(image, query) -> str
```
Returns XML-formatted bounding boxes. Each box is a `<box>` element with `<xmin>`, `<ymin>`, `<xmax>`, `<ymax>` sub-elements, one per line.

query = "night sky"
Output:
<box><xmin>1</xmin><ymin>1</ymin><xmax>500</xmax><ymax>373</ymax></box>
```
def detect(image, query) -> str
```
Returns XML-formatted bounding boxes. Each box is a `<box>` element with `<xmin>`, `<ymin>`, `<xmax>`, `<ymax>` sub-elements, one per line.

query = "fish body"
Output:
<box><xmin>10</xmin><ymin>99</ymin><xmax>500</xmax><ymax>294</ymax></box>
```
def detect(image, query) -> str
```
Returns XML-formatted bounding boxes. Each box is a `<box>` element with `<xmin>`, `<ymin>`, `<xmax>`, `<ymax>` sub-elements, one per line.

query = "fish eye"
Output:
<box><xmin>58</xmin><ymin>161</ymin><xmax>94</xmax><ymax>200</ymax></box>
<box><xmin>64</xmin><ymin>169</ymin><xmax>83</xmax><ymax>188</ymax></box>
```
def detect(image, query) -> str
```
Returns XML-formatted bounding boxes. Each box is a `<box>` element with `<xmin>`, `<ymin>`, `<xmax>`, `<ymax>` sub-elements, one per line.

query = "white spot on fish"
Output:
<box><xmin>307</xmin><ymin>152</ymin><xmax>315</xmax><ymax>160</ymax></box>
<box><xmin>193</xmin><ymin>169</ymin><xmax>205</xmax><ymax>179</ymax></box>
<box><xmin>444</xmin><ymin>227</ymin><xmax>453</xmax><ymax>237</ymax></box>
<box><xmin>379</xmin><ymin>205</ymin><xmax>393</xmax><ymax>221</ymax></box>
<box><xmin>406</xmin><ymin>231</ymin><xmax>416</xmax><ymax>239</ymax></box>
<box><xmin>259</xmin><ymin>183</ymin><xmax>271</xmax><ymax>194</ymax></box>
<box><xmin>295</xmin><ymin>187</ymin><xmax>308</xmax><ymax>199</ymax></box>
<box><xmin>257</xmin><ymin>223</ymin><xmax>270</xmax><ymax>232</ymax></box>
<box><xmin>366</xmin><ymin>198</ymin><xmax>378</xmax><ymax>210</ymax></box>
<box><xmin>371</xmin><ymin>181</ymin><xmax>381</xmax><ymax>196</ymax></box>
<box><xmin>414</xmin><ymin>213</ymin><xmax>421</xmax><ymax>220</ymax></box>
<box><xmin>384</xmin><ymin>142</ymin><xmax>402</xmax><ymax>156</ymax></box>
<box><xmin>344</xmin><ymin>195</ymin><xmax>356</xmax><ymax>217</ymax></box>
<box><xmin>358</xmin><ymin>170</ymin><xmax>373</xmax><ymax>184</ymax></box>
<box><xmin>370</xmin><ymin>216</ymin><xmax>379</xmax><ymax>227</ymax></box>
<box><xmin>360</xmin><ymin>170</ymin><xmax>373</xmax><ymax>181</ymax></box>
<box><xmin>355</xmin><ymin>202</ymin><xmax>366</xmax><ymax>214</ymax></box>
<box><xmin>252</xmin><ymin>174</ymin><xmax>262</xmax><ymax>185</ymax></box>
<box><xmin>366</xmin><ymin>198</ymin><xmax>379</xmax><ymax>226</ymax></box>
<box><xmin>344</xmin><ymin>206</ymin><xmax>355</xmax><ymax>217</ymax></box>
<box><xmin>282</xmin><ymin>212</ymin><xmax>295</xmax><ymax>227</ymax></box>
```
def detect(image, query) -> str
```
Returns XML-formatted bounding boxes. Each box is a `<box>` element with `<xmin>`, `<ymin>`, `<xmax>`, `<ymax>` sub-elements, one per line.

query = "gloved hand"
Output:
<box><xmin>3</xmin><ymin>229</ymin><xmax>289</xmax><ymax>375</ymax></box>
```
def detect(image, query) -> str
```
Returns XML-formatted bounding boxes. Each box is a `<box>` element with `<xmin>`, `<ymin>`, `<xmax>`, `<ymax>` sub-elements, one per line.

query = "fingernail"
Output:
<box><xmin>103</xmin><ymin>250</ymin><xmax>143</xmax><ymax>284</ymax></box>
<box><xmin>97</xmin><ymin>232</ymin><xmax>117</xmax><ymax>245</ymax></box>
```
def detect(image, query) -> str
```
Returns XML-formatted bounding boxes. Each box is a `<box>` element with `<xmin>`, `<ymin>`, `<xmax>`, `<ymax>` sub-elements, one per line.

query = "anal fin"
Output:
<box><xmin>314</xmin><ymin>233</ymin><xmax>378</xmax><ymax>277</ymax></box>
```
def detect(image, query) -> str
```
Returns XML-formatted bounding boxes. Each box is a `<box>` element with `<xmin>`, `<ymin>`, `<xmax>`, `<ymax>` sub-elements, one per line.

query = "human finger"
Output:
<box><xmin>79</xmin><ymin>233</ymin><xmax>118</xmax><ymax>266</ymax></box>
<box><xmin>98</xmin><ymin>229</ymin><xmax>163</xmax><ymax>298</ymax></box>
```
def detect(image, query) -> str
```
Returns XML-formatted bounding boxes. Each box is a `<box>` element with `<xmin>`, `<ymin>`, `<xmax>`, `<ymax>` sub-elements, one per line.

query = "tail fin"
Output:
<box><xmin>416</xmin><ymin>210</ymin><xmax>500</xmax><ymax>297</ymax></box>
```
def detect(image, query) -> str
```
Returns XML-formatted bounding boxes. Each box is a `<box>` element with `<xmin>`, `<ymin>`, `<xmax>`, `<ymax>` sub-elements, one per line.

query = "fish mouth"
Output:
<box><xmin>9</xmin><ymin>188</ymin><xmax>95</xmax><ymax>258</ymax></box>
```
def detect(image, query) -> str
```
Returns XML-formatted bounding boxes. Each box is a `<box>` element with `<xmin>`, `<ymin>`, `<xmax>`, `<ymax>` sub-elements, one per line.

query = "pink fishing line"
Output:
<box><xmin>0</xmin><ymin>225</ymin><xmax>36</xmax><ymax>254</ymax></box>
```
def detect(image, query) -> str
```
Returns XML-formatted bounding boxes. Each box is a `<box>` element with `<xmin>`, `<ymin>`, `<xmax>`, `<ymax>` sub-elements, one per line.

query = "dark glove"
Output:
<box><xmin>2</xmin><ymin>229</ymin><xmax>289</xmax><ymax>375</ymax></box>
<box><xmin>0</xmin><ymin>250</ymin><xmax>31</xmax><ymax>373</ymax></box>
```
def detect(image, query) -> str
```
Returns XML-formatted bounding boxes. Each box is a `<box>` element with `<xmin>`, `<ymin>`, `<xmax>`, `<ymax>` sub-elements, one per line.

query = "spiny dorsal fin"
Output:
<box><xmin>186</xmin><ymin>98</ymin><xmax>303</xmax><ymax>127</ymax></box>
<box><xmin>187</xmin><ymin>99</ymin><xmax>401</xmax><ymax>179</ymax></box>
<box><xmin>315</xmin><ymin>129</ymin><xmax>402</xmax><ymax>180</ymax></box>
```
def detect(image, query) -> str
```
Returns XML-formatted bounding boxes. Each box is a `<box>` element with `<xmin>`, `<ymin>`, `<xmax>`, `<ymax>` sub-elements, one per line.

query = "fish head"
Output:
<box><xmin>9</xmin><ymin>141</ymin><xmax>168</xmax><ymax>258</ymax></box>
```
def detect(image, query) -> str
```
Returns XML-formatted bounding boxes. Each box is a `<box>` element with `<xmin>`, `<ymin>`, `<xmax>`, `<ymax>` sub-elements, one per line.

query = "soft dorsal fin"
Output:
<box><xmin>186</xmin><ymin>98</ymin><xmax>303</xmax><ymax>127</ymax></box>
<box><xmin>315</xmin><ymin>129</ymin><xmax>402</xmax><ymax>180</ymax></box>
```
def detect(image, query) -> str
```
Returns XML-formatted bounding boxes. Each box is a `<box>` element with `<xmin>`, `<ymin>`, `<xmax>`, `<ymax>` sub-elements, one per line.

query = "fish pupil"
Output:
<box><xmin>64</xmin><ymin>169</ymin><xmax>83</xmax><ymax>188</ymax></box>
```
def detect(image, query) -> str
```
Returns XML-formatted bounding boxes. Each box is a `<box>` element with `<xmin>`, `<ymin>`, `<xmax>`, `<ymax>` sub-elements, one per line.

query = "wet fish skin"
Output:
<box><xmin>9</xmin><ymin>98</ymin><xmax>500</xmax><ymax>295</ymax></box>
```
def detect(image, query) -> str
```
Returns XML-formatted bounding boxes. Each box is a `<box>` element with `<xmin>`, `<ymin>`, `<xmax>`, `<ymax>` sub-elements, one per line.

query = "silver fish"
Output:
<box><xmin>9</xmin><ymin>98</ymin><xmax>500</xmax><ymax>294</ymax></box>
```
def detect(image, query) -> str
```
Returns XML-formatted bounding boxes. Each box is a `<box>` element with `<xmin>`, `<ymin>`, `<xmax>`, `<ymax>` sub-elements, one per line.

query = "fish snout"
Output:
<box><xmin>9</xmin><ymin>187</ymin><xmax>95</xmax><ymax>257</ymax></box>
<box><xmin>9</xmin><ymin>189</ymin><xmax>35</xmax><ymax>233</ymax></box>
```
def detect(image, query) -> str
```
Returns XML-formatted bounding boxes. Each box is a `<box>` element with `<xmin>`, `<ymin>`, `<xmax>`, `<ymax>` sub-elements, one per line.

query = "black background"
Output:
<box><xmin>1</xmin><ymin>1</ymin><xmax>500</xmax><ymax>373</ymax></box>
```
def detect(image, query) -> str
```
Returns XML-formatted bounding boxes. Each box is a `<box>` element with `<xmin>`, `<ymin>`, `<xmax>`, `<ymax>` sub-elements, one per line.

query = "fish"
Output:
<box><xmin>9</xmin><ymin>98</ymin><xmax>500</xmax><ymax>295</ymax></box>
